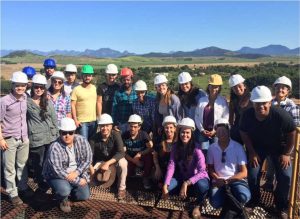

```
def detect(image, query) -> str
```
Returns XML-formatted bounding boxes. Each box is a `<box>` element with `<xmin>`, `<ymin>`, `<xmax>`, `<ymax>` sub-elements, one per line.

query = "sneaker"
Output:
<box><xmin>117</xmin><ymin>189</ymin><xmax>126</xmax><ymax>200</ymax></box>
<box><xmin>192</xmin><ymin>205</ymin><xmax>201</xmax><ymax>219</ymax></box>
<box><xmin>19</xmin><ymin>187</ymin><xmax>35</xmax><ymax>200</ymax></box>
<box><xmin>143</xmin><ymin>178</ymin><xmax>152</xmax><ymax>190</ymax></box>
<box><xmin>59</xmin><ymin>199</ymin><xmax>71</xmax><ymax>213</ymax></box>
<box><xmin>10</xmin><ymin>196</ymin><xmax>23</xmax><ymax>206</ymax></box>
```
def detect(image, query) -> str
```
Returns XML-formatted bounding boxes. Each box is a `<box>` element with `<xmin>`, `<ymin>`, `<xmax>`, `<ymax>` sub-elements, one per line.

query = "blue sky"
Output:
<box><xmin>1</xmin><ymin>1</ymin><xmax>299</xmax><ymax>54</ymax></box>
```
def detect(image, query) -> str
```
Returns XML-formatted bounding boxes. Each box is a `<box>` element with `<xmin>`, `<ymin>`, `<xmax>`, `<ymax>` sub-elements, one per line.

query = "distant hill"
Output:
<box><xmin>2</xmin><ymin>50</ymin><xmax>43</xmax><ymax>58</ymax></box>
<box><xmin>237</xmin><ymin>45</ymin><xmax>300</xmax><ymax>56</ymax></box>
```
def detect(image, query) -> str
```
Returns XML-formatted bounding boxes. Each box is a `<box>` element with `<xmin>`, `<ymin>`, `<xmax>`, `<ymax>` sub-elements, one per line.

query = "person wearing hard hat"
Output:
<box><xmin>22</xmin><ymin>66</ymin><xmax>36</xmax><ymax>95</ymax></box>
<box><xmin>154</xmin><ymin>74</ymin><xmax>183</xmax><ymax>140</ymax></box>
<box><xmin>0</xmin><ymin>72</ymin><xmax>34</xmax><ymax>205</ymax></box>
<box><xmin>123</xmin><ymin>114</ymin><xmax>153</xmax><ymax>189</ymax></box>
<box><xmin>228</xmin><ymin>74</ymin><xmax>252</xmax><ymax>144</ymax></box>
<box><xmin>89</xmin><ymin>114</ymin><xmax>128</xmax><ymax>200</ymax></box>
<box><xmin>43</xmin><ymin>58</ymin><xmax>57</xmax><ymax>89</ymax></box>
<box><xmin>96</xmin><ymin>64</ymin><xmax>120</xmax><ymax>117</ymax></box>
<box><xmin>64</xmin><ymin>64</ymin><xmax>79</xmax><ymax>96</ymax></box>
<box><xmin>240</xmin><ymin>86</ymin><xmax>296</xmax><ymax>218</ymax></box>
<box><xmin>71</xmin><ymin>65</ymin><xmax>97</xmax><ymax>140</ymax></box>
<box><xmin>48</xmin><ymin>71</ymin><xmax>71</xmax><ymax>124</ymax></box>
<box><xmin>207</xmin><ymin>118</ymin><xmax>250</xmax><ymax>214</ymax></box>
<box><xmin>112</xmin><ymin>67</ymin><xmax>137</xmax><ymax>133</ymax></box>
<box><xmin>42</xmin><ymin>117</ymin><xmax>92</xmax><ymax>213</ymax></box>
<box><xmin>132</xmin><ymin>80</ymin><xmax>156</xmax><ymax>134</ymax></box>
<box><xmin>152</xmin><ymin>116</ymin><xmax>177</xmax><ymax>186</ymax></box>
<box><xmin>195</xmin><ymin>74</ymin><xmax>229</xmax><ymax>157</ymax></box>
<box><xmin>162</xmin><ymin>118</ymin><xmax>209</xmax><ymax>219</ymax></box>
<box><xmin>27</xmin><ymin>74</ymin><xmax>59</xmax><ymax>199</ymax></box>
<box><xmin>263</xmin><ymin>76</ymin><xmax>299</xmax><ymax>192</ymax></box>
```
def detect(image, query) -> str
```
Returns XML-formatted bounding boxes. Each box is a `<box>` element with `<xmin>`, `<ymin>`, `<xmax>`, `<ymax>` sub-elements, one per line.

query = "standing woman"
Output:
<box><xmin>154</xmin><ymin>74</ymin><xmax>183</xmax><ymax>139</ymax></box>
<box><xmin>162</xmin><ymin>118</ymin><xmax>209</xmax><ymax>219</ymax></box>
<box><xmin>228</xmin><ymin>74</ymin><xmax>252</xmax><ymax>144</ymax></box>
<box><xmin>195</xmin><ymin>74</ymin><xmax>229</xmax><ymax>156</ymax></box>
<box><xmin>27</xmin><ymin>74</ymin><xmax>59</xmax><ymax>195</ymax></box>
<box><xmin>48</xmin><ymin>71</ymin><xmax>72</xmax><ymax>124</ymax></box>
<box><xmin>152</xmin><ymin>116</ymin><xmax>177</xmax><ymax>186</ymax></box>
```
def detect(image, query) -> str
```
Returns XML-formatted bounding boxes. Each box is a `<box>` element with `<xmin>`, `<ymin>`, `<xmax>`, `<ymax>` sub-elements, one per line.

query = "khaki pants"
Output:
<box><xmin>116</xmin><ymin>158</ymin><xmax>127</xmax><ymax>190</ymax></box>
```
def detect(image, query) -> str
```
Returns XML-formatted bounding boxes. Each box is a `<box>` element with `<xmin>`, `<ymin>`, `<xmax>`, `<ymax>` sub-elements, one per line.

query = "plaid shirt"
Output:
<box><xmin>272</xmin><ymin>98</ymin><xmax>300</xmax><ymax>126</ymax></box>
<box><xmin>112</xmin><ymin>86</ymin><xmax>137</xmax><ymax>125</ymax></box>
<box><xmin>42</xmin><ymin>134</ymin><xmax>93</xmax><ymax>185</ymax></box>
<box><xmin>48</xmin><ymin>93</ymin><xmax>71</xmax><ymax>123</ymax></box>
<box><xmin>132</xmin><ymin>95</ymin><xmax>156</xmax><ymax>133</ymax></box>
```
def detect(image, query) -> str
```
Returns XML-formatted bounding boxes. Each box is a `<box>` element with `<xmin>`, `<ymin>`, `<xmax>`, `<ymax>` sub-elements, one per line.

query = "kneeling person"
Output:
<box><xmin>89</xmin><ymin>114</ymin><xmax>127</xmax><ymax>200</ymax></box>
<box><xmin>207</xmin><ymin>118</ymin><xmax>251</xmax><ymax>209</ymax></box>
<box><xmin>42</xmin><ymin>118</ymin><xmax>92</xmax><ymax>213</ymax></box>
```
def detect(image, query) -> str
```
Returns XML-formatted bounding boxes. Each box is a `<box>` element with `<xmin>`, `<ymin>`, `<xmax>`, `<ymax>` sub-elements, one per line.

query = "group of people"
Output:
<box><xmin>0</xmin><ymin>58</ymin><xmax>298</xmax><ymax>219</ymax></box>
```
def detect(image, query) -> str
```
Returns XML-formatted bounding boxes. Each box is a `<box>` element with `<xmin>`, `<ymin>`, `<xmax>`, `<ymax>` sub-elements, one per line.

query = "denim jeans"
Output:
<box><xmin>209</xmin><ymin>180</ymin><xmax>251</xmax><ymax>209</ymax></box>
<box><xmin>48</xmin><ymin>178</ymin><xmax>90</xmax><ymax>202</ymax></box>
<box><xmin>2</xmin><ymin>138</ymin><xmax>29</xmax><ymax>198</ymax></box>
<box><xmin>248</xmin><ymin>153</ymin><xmax>292</xmax><ymax>210</ymax></box>
<box><xmin>77</xmin><ymin>121</ymin><xmax>96</xmax><ymax>140</ymax></box>
<box><xmin>265</xmin><ymin>156</ymin><xmax>275</xmax><ymax>184</ymax></box>
<box><xmin>168</xmin><ymin>177</ymin><xmax>210</xmax><ymax>204</ymax></box>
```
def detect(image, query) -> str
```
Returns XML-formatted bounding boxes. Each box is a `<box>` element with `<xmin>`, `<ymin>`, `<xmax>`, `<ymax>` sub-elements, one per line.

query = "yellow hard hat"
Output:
<box><xmin>208</xmin><ymin>74</ymin><xmax>223</xmax><ymax>85</ymax></box>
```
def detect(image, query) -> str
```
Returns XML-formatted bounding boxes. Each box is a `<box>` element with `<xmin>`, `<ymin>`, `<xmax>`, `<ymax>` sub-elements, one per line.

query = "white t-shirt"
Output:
<box><xmin>207</xmin><ymin>139</ymin><xmax>247</xmax><ymax>180</ymax></box>
<box><xmin>66</xmin><ymin>146</ymin><xmax>77</xmax><ymax>173</ymax></box>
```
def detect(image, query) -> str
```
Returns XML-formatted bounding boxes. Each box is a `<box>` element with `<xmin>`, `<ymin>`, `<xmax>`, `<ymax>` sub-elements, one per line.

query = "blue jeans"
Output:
<box><xmin>248</xmin><ymin>153</ymin><xmax>292</xmax><ymax>210</ymax></box>
<box><xmin>168</xmin><ymin>177</ymin><xmax>209</xmax><ymax>204</ymax></box>
<box><xmin>48</xmin><ymin>178</ymin><xmax>90</xmax><ymax>202</ymax></box>
<box><xmin>209</xmin><ymin>180</ymin><xmax>251</xmax><ymax>209</ymax></box>
<box><xmin>265</xmin><ymin>156</ymin><xmax>275</xmax><ymax>184</ymax></box>
<box><xmin>77</xmin><ymin>121</ymin><xmax>96</xmax><ymax>140</ymax></box>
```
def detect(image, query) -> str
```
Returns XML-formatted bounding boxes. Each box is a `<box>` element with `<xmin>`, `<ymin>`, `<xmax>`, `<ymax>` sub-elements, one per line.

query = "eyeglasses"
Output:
<box><xmin>34</xmin><ymin>85</ymin><xmax>45</xmax><ymax>90</ymax></box>
<box><xmin>61</xmin><ymin>131</ymin><xmax>75</xmax><ymax>136</ymax></box>
<box><xmin>52</xmin><ymin>80</ymin><xmax>63</xmax><ymax>85</ymax></box>
<box><xmin>221</xmin><ymin>151</ymin><xmax>226</xmax><ymax>163</ymax></box>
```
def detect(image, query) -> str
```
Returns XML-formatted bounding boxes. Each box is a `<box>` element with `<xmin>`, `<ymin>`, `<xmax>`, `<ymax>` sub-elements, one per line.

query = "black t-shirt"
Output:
<box><xmin>97</xmin><ymin>82</ymin><xmax>120</xmax><ymax>115</ymax></box>
<box><xmin>89</xmin><ymin>130</ymin><xmax>125</xmax><ymax>163</ymax></box>
<box><xmin>239</xmin><ymin>106</ymin><xmax>295</xmax><ymax>155</ymax></box>
<box><xmin>122</xmin><ymin>130</ymin><xmax>151</xmax><ymax>157</ymax></box>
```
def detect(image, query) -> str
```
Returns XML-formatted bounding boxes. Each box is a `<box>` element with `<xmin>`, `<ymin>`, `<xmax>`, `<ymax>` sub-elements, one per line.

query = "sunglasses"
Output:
<box><xmin>34</xmin><ymin>85</ymin><xmax>45</xmax><ymax>90</ymax></box>
<box><xmin>52</xmin><ymin>80</ymin><xmax>63</xmax><ymax>85</ymax></box>
<box><xmin>61</xmin><ymin>131</ymin><xmax>75</xmax><ymax>136</ymax></box>
<box><xmin>221</xmin><ymin>151</ymin><xmax>226</xmax><ymax>163</ymax></box>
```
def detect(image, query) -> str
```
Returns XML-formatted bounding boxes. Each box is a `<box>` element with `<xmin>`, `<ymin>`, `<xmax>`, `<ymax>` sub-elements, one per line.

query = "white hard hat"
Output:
<box><xmin>229</xmin><ymin>74</ymin><xmax>245</xmax><ymax>88</ymax></box>
<box><xmin>135</xmin><ymin>80</ymin><xmax>147</xmax><ymax>91</ymax></box>
<box><xmin>154</xmin><ymin>74</ymin><xmax>168</xmax><ymax>85</ymax></box>
<box><xmin>250</xmin><ymin>86</ymin><xmax>273</xmax><ymax>102</ymax></box>
<box><xmin>32</xmin><ymin>74</ymin><xmax>47</xmax><ymax>85</ymax></box>
<box><xmin>11</xmin><ymin>71</ymin><xmax>28</xmax><ymax>83</ymax></box>
<box><xmin>273</xmin><ymin>76</ymin><xmax>292</xmax><ymax>89</ymax></box>
<box><xmin>214</xmin><ymin>118</ymin><xmax>230</xmax><ymax>129</ymax></box>
<box><xmin>51</xmin><ymin>71</ymin><xmax>66</xmax><ymax>81</ymax></box>
<box><xmin>178</xmin><ymin>72</ymin><xmax>192</xmax><ymax>84</ymax></box>
<box><xmin>106</xmin><ymin>64</ymin><xmax>118</xmax><ymax>74</ymax></box>
<box><xmin>65</xmin><ymin>64</ymin><xmax>77</xmax><ymax>73</ymax></box>
<box><xmin>162</xmin><ymin>116</ymin><xmax>177</xmax><ymax>126</ymax></box>
<box><xmin>178</xmin><ymin>118</ymin><xmax>195</xmax><ymax>131</ymax></box>
<box><xmin>97</xmin><ymin>114</ymin><xmax>113</xmax><ymax>125</ymax></box>
<box><xmin>59</xmin><ymin>117</ymin><xmax>77</xmax><ymax>131</ymax></box>
<box><xmin>128</xmin><ymin>114</ymin><xmax>142</xmax><ymax>124</ymax></box>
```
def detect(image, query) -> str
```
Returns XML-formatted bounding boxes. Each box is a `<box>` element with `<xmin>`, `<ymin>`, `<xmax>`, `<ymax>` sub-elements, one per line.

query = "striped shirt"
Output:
<box><xmin>48</xmin><ymin>93</ymin><xmax>71</xmax><ymax>123</ymax></box>
<box><xmin>42</xmin><ymin>134</ymin><xmax>93</xmax><ymax>184</ymax></box>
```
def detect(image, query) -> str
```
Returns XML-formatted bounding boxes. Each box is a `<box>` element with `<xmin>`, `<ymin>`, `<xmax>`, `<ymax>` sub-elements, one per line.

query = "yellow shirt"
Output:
<box><xmin>71</xmin><ymin>84</ymin><xmax>97</xmax><ymax>122</ymax></box>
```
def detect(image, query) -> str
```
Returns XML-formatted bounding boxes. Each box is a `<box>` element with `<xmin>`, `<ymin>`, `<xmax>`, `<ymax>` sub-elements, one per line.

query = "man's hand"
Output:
<box><xmin>79</xmin><ymin>178</ymin><xmax>87</xmax><ymax>186</ymax></box>
<box><xmin>249</xmin><ymin>151</ymin><xmax>260</xmax><ymax>168</ymax></box>
<box><xmin>66</xmin><ymin>171</ymin><xmax>79</xmax><ymax>182</ymax></box>
<box><xmin>100</xmin><ymin>162</ymin><xmax>110</xmax><ymax>171</ymax></box>
<box><xmin>0</xmin><ymin>139</ymin><xmax>8</xmax><ymax>150</ymax></box>
<box><xmin>279</xmin><ymin>154</ymin><xmax>291</xmax><ymax>169</ymax></box>
<box><xmin>74</xmin><ymin>120</ymin><xmax>81</xmax><ymax>128</ymax></box>
<box><xmin>133</xmin><ymin>153</ymin><xmax>143</xmax><ymax>167</ymax></box>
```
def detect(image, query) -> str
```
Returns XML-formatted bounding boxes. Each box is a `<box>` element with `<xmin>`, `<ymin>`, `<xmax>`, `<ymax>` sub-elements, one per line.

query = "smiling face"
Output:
<box><xmin>82</xmin><ymin>74</ymin><xmax>93</xmax><ymax>84</ymax></box>
<box><xmin>44</xmin><ymin>67</ymin><xmax>55</xmax><ymax>77</ymax></box>
<box><xmin>156</xmin><ymin>83</ymin><xmax>168</xmax><ymax>95</ymax></box>
<box><xmin>275</xmin><ymin>84</ymin><xmax>290</xmax><ymax>100</ymax></box>
<box><xmin>122</xmin><ymin>76</ymin><xmax>132</xmax><ymax>89</ymax></box>
<box><xmin>179</xmin><ymin>127</ymin><xmax>192</xmax><ymax>144</ymax></box>
<box><xmin>208</xmin><ymin>85</ymin><xmax>221</xmax><ymax>97</ymax></box>
<box><xmin>100</xmin><ymin>124</ymin><xmax>113</xmax><ymax>138</ymax></box>
<box><xmin>65</xmin><ymin>72</ymin><xmax>76</xmax><ymax>84</ymax></box>
<box><xmin>129</xmin><ymin>123</ymin><xmax>140</xmax><ymax>136</ymax></box>
<box><xmin>60</xmin><ymin>130</ymin><xmax>75</xmax><ymax>146</ymax></box>
<box><xmin>180</xmin><ymin>82</ymin><xmax>191</xmax><ymax>93</ymax></box>
<box><xmin>12</xmin><ymin>83</ymin><xmax>27</xmax><ymax>96</ymax></box>
<box><xmin>33</xmin><ymin>83</ymin><xmax>46</xmax><ymax>97</ymax></box>
<box><xmin>253</xmin><ymin>101</ymin><xmax>271</xmax><ymax>119</ymax></box>
<box><xmin>51</xmin><ymin>78</ymin><xmax>64</xmax><ymax>91</ymax></box>
<box><xmin>164</xmin><ymin>123</ymin><xmax>176</xmax><ymax>139</ymax></box>
<box><xmin>106</xmin><ymin>73</ymin><xmax>118</xmax><ymax>85</ymax></box>
<box><xmin>232</xmin><ymin>83</ymin><xmax>246</xmax><ymax>96</ymax></box>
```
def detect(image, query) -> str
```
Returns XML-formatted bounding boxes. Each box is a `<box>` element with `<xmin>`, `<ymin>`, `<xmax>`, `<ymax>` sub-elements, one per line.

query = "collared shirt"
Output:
<box><xmin>132</xmin><ymin>95</ymin><xmax>156</xmax><ymax>133</ymax></box>
<box><xmin>42</xmin><ymin>134</ymin><xmax>93</xmax><ymax>184</ymax></box>
<box><xmin>0</xmin><ymin>93</ymin><xmax>28</xmax><ymax>140</ymax></box>
<box><xmin>272</xmin><ymin>97</ymin><xmax>300</xmax><ymax>126</ymax></box>
<box><xmin>48</xmin><ymin>93</ymin><xmax>71</xmax><ymax>123</ymax></box>
<box><xmin>112</xmin><ymin>86</ymin><xmax>137</xmax><ymax>125</ymax></box>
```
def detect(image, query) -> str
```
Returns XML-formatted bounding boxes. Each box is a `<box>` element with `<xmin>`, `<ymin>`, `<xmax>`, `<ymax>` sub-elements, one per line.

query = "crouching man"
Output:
<box><xmin>207</xmin><ymin>119</ymin><xmax>251</xmax><ymax>212</ymax></box>
<box><xmin>42</xmin><ymin>117</ymin><xmax>92</xmax><ymax>213</ymax></box>
<box><xmin>89</xmin><ymin>114</ymin><xmax>128</xmax><ymax>200</ymax></box>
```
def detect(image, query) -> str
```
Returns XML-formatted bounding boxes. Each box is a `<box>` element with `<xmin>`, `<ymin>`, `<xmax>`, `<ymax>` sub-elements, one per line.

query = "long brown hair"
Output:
<box><xmin>160</xmin><ymin>125</ymin><xmax>177</xmax><ymax>155</ymax></box>
<box><xmin>30</xmin><ymin>84</ymin><xmax>48</xmax><ymax>121</ymax></box>
<box><xmin>174</xmin><ymin>127</ymin><xmax>195</xmax><ymax>162</ymax></box>
<box><xmin>156</xmin><ymin>88</ymin><xmax>174</xmax><ymax>105</ymax></box>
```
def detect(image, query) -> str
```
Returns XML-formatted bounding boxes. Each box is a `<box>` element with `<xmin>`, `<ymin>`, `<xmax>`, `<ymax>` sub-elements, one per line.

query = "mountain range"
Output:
<box><xmin>1</xmin><ymin>45</ymin><xmax>299</xmax><ymax>58</ymax></box>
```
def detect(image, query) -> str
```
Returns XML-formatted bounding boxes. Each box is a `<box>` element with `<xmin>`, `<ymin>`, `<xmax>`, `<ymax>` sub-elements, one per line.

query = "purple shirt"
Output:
<box><xmin>164</xmin><ymin>143</ymin><xmax>209</xmax><ymax>185</ymax></box>
<box><xmin>0</xmin><ymin>93</ymin><xmax>28</xmax><ymax>140</ymax></box>
<box><xmin>203</xmin><ymin>104</ymin><xmax>214</xmax><ymax>131</ymax></box>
